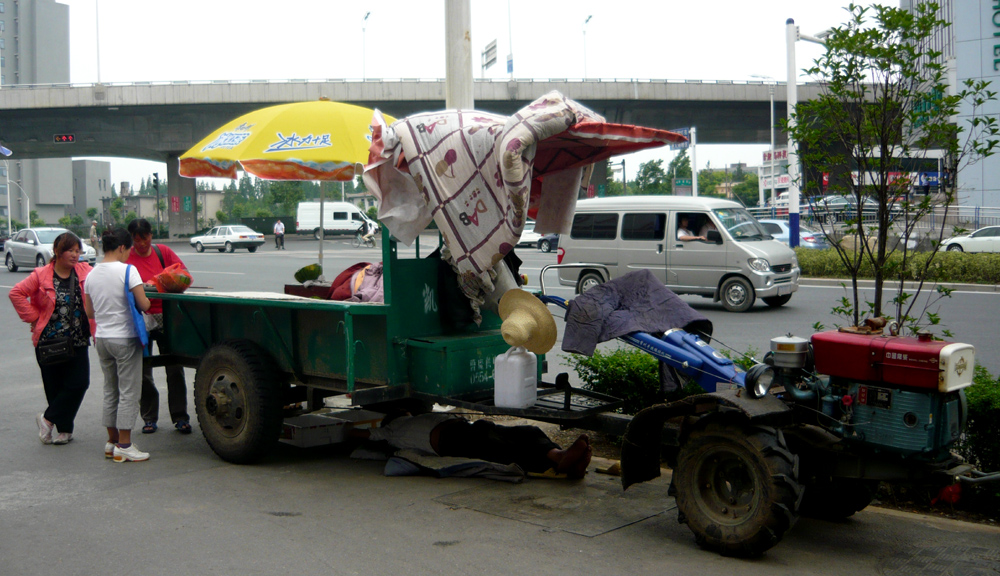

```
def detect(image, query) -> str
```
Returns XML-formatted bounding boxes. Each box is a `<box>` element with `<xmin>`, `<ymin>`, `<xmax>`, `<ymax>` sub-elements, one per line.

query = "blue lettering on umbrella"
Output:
<box><xmin>264</xmin><ymin>133</ymin><xmax>333</xmax><ymax>153</ymax></box>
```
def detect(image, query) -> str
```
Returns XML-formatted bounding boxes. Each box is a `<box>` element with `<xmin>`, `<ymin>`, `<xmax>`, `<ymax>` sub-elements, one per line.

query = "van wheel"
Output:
<box><xmin>762</xmin><ymin>295</ymin><xmax>792</xmax><ymax>308</ymax></box>
<box><xmin>721</xmin><ymin>277</ymin><xmax>755</xmax><ymax>312</ymax></box>
<box><xmin>313</xmin><ymin>228</ymin><xmax>323</xmax><ymax>240</ymax></box>
<box><xmin>576</xmin><ymin>272</ymin><xmax>604</xmax><ymax>294</ymax></box>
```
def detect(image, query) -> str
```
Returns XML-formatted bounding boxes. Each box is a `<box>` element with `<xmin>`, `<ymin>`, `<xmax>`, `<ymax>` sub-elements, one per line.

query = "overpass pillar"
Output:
<box><xmin>166</xmin><ymin>155</ymin><xmax>198</xmax><ymax>238</ymax></box>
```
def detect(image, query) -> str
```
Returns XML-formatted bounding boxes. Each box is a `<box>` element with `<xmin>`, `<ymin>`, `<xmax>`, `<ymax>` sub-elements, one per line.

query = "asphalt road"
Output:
<box><xmin>1</xmin><ymin>234</ymin><xmax>998</xmax><ymax>575</ymax></box>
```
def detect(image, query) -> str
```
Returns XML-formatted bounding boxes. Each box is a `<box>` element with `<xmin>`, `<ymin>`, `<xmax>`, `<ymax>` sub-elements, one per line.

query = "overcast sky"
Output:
<box><xmin>61</xmin><ymin>0</ymin><xmax>891</xmax><ymax>188</ymax></box>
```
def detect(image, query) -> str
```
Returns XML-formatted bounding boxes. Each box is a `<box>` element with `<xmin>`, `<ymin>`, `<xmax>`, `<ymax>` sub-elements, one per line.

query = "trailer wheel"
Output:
<box><xmin>799</xmin><ymin>479</ymin><xmax>879</xmax><ymax>520</ymax></box>
<box><xmin>674</xmin><ymin>421</ymin><xmax>802</xmax><ymax>556</ymax></box>
<box><xmin>194</xmin><ymin>340</ymin><xmax>284</xmax><ymax>464</ymax></box>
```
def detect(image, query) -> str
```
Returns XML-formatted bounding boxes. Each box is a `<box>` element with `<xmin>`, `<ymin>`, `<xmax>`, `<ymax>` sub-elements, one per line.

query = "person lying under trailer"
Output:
<box><xmin>351</xmin><ymin>411</ymin><xmax>592</xmax><ymax>479</ymax></box>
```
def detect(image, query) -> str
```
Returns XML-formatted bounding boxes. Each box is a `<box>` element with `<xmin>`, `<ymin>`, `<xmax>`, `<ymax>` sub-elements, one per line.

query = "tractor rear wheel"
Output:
<box><xmin>674</xmin><ymin>420</ymin><xmax>802</xmax><ymax>556</ymax></box>
<box><xmin>194</xmin><ymin>340</ymin><xmax>284</xmax><ymax>464</ymax></box>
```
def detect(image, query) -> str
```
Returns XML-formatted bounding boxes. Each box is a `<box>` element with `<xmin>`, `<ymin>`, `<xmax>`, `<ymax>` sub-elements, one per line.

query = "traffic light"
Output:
<box><xmin>53</xmin><ymin>134</ymin><xmax>76</xmax><ymax>143</ymax></box>
<box><xmin>152</xmin><ymin>173</ymin><xmax>159</xmax><ymax>190</ymax></box>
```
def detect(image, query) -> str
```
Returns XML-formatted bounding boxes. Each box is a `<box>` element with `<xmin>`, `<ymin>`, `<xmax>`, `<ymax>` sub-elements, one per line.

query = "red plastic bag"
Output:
<box><xmin>152</xmin><ymin>263</ymin><xmax>193</xmax><ymax>293</ymax></box>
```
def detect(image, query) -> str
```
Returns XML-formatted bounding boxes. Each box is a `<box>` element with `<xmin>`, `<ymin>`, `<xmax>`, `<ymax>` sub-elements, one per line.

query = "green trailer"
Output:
<box><xmin>151</xmin><ymin>237</ymin><xmax>621</xmax><ymax>463</ymax></box>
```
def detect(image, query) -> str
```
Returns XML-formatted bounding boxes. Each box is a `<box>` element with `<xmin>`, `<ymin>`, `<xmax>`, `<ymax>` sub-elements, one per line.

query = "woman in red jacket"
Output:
<box><xmin>9</xmin><ymin>232</ymin><xmax>96</xmax><ymax>445</ymax></box>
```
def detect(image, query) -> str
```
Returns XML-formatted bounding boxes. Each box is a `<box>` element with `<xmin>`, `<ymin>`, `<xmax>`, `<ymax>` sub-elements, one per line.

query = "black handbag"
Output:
<box><xmin>37</xmin><ymin>336</ymin><xmax>75</xmax><ymax>365</ymax></box>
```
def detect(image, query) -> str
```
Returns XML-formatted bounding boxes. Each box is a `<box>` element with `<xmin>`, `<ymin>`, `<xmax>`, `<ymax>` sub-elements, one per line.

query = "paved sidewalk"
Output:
<box><xmin>799</xmin><ymin>277</ymin><xmax>1000</xmax><ymax>293</ymax></box>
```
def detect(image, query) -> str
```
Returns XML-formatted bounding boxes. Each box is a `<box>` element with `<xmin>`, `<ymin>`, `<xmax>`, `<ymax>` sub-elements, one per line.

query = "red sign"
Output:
<box><xmin>763</xmin><ymin>149</ymin><xmax>788</xmax><ymax>163</ymax></box>
<box><xmin>170</xmin><ymin>196</ymin><xmax>180</xmax><ymax>213</ymax></box>
<box><xmin>586</xmin><ymin>184</ymin><xmax>596</xmax><ymax>198</ymax></box>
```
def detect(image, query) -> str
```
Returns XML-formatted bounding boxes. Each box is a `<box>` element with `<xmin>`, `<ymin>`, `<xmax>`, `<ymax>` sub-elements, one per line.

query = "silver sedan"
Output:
<box><xmin>4</xmin><ymin>227</ymin><xmax>97</xmax><ymax>272</ymax></box>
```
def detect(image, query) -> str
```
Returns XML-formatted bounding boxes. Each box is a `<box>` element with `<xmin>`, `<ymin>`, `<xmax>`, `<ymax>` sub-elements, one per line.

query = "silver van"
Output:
<box><xmin>557</xmin><ymin>196</ymin><xmax>800</xmax><ymax>312</ymax></box>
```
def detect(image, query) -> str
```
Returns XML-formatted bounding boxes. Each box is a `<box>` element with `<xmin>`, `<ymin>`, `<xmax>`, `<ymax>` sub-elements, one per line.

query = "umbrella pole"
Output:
<box><xmin>318</xmin><ymin>186</ymin><xmax>325</xmax><ymax>282</ymax></box>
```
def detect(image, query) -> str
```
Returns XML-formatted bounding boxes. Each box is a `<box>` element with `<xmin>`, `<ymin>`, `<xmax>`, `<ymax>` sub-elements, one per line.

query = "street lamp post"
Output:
<box><xmin>362</xmin><ymin>11</ymin><xmax>371</xmax><ymax>79</ymax></box>
<box><xmin>583</xmin><ymin>15</ymin><xmax>592</xmax><ymax>78</ymax></box>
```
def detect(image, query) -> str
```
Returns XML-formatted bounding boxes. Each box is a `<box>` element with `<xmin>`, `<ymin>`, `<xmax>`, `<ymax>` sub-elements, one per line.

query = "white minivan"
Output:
<box><xmin>557</xmin><ymin>196</ymin><xmax>800</xmax><ymax>312</ymax></box>
<box><xmin>296</xmin><ymin>201</ymin><xmax>372</xmax><ymax>239</ymax></box>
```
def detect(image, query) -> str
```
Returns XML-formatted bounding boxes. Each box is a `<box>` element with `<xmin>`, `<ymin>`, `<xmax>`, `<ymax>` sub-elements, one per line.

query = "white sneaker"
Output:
<box><xmin>36</xmin><ymin>414</ymin><xmax>53</xmax><ymax>444</ymax></box>
<box><xmin>104</xmin><ymin>442</ymin><xmax>115</xmax><ymax>459</ymax></box>
<box><xmin>52</xmin><ymin>432</ymin><xmax>73</xmax><ymax>445</ymax></box>
<box><xmin>113</xmin><ymin>443</ymin><xmax>150</xmax><ymax>463</ymax></box>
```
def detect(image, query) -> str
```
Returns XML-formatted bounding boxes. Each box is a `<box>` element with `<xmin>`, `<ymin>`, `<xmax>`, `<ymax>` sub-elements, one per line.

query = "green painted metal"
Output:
<box><xmin>155</xmin><ymin>232</ymin><xmax>515</xmax><ymax>400</ymax></box>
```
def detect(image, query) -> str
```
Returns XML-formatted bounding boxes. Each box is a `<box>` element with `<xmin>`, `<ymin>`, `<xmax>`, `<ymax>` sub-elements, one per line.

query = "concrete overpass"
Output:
<box><xmin>0</xmin><ymin>78</ymin><xmax>822</xmax><ymax>235</ymax></box>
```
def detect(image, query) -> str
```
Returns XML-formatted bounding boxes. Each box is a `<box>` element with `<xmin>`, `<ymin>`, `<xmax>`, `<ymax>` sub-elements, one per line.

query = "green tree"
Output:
<box><xmin>633</xmin><ymin>159</ymin><xmax>669</xmax><ymax>195</ymax></box>
<box><xmin>666</xmin><ymin>150</ymin><xmax>692</xmax><ymax>194</ymax></box>
<box><xmin>787</xmin><ymin>2</ymin><xmax>999</xmax><ymax>331</ymax></box>
<box><xmin>86</xmin><ymin>207</ymin><xmax>98</xmax><ymax>220</ymax></box>
<box><xmin>732</xmin><ymin>173</ymin><xmax>761</xmax><ymax>207</ymax></box>
<box><xmin>216</xmin><ymin>210</ymin><xmax>227</xmax><ymax>224</ymax></box>
<box><xmin>269</xmin><ymin>181</ymin><xmax>306</xmax><ymax>216</ymax></box>
<box><xmin>30</xmin><ymin>211</ymin><xmax>45</xmax><ymax>227</ymax></box>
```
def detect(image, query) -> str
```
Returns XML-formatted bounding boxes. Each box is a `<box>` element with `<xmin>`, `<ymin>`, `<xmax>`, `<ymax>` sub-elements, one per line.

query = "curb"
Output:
<box><xmin>799</xmin><ymin>278</ymin><xmax>1000</xmax><ymax>294</ymax></box>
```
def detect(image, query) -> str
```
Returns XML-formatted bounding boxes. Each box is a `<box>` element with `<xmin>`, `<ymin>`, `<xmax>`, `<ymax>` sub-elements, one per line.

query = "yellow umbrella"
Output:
<box><xmin>179</xmin><ymin>100</ymin><xmax>395</xmax><ymax>182</ymax></box>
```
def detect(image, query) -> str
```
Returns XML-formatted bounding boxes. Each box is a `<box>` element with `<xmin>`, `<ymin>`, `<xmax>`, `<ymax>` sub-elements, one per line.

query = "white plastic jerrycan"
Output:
<box><xmin>493</xmin><ymin>346</ymin><xmax>538</xmax><ymax>409</ymax></box>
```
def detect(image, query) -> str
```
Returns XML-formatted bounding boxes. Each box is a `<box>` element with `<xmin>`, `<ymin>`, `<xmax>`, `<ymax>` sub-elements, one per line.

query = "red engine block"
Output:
<box><xmin>810</xmin><ymin>330</ymin><xmax>975</xmax><ymax>391</ymax></box>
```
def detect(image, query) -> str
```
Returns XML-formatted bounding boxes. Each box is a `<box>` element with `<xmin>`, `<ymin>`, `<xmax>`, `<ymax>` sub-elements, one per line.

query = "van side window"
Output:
<box><xmin>622</xmin><ymin>213</ymin><xmax>666</xmax><ymax>241</ymax></box>
<box><xmin>334</xmin><ymin>212</ymin><xmax>348</xmax><ymax>221</ymax></box>
<box><xmin>570</xmin><ymin>213</ymin><xmax>619</xmax><ymax>240</ymax></box>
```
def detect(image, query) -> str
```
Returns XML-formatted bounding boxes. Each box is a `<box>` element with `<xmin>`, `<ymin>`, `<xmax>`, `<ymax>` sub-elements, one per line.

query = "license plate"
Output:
<box><xmin>777</xmin><ymin>284</ymin><xmax>792</xmax><ymax>296</ymax></box>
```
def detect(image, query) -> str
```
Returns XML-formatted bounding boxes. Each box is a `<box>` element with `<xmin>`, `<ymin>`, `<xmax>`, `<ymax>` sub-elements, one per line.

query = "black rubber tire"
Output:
<box><xmin>762</xmin><ymin>294</ymin><xmax>792</xmax><ymax>308</ymax></box>
<box><xmin>225</xmin><ymin>241</ymin><xmax>234</xmax><ymax>253</ymax></box>
<box><xmin>217</xmin><ymin>248</ymin><xmax>225</xmax><ymax>252</ymax></box>
<box><xmin>576</xmin><ymin>271</ymin><xmax>604</xmax><ymax>294</ymax></box>
<box><xmin>539</xmin><ymin>240</ymin><xmax>551</xmax><ymax>253</ymax></box>
<box><xmin>674</xmin><ymin>420</ymin><xmax>802</xmax><ymax>557</ymax></box>
<box><xmin>799</xmin><ymin>479</ymin><xmax>879</xmax><ymax>521</ymax></box>
<box><xmin>194</xmin><ymin>340</ymin><xmax>284</xmax><ymax>464</ymax></box>
<box><xmin>247</xmin><ymin>246</ymin><xmax>257</xmax><ymax>253</ymax></box>
<box><xmin>720</xmin><ymin>277</ymin><xmax>755</xmax><ymax>312</ymax></box>
<box><xmin>195</xmin><ymin>242</ymin><xmax>204</xmax><ymax>253</ymax></box>
<box><xmin>314</xmin><ymin>228</ymin><xmax>323</xmax><ymax>241</ymax></box>
<box><xmin>947</xmin><ymin>244</ymin><xmax>963</xmax><ymax>252</ymax></box>
<box><xmin>35</xmin><ymin>255</ymin><xmax>46</xmax><ymax>268</ymax></box>
<box><xmin>6</xmin><ymin>253</ymin><xmax>17</xmax><ymax>272</ymax></box>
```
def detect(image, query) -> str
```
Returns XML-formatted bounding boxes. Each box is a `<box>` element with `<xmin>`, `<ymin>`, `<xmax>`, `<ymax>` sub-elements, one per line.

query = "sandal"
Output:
<box><xmin>175</xmin><ymin>420</ymin><xmax>193</xmax><ymax>434</ymax></box>
<box><xmin>141</xmin><ymin>421</ymin><xmax>157</xmax><ymax>434</ymax></box>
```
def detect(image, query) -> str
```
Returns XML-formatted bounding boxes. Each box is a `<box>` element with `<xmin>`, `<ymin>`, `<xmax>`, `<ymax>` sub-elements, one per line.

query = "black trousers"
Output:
<box><xmin>139</xmin><ymin>329</ymin><xmax>189</xmax><ymax>424</ymax></box>
<box><xmin>436</xmin><ymin>419</ymin><xmax>559</xmax><ymax>473</ymax></box>
<box><xmin>275</xmin><ymin>233</ymin><xmax>284</xmax><ymax>248</ymax></box>
<box><xmin>36</xmin><ymin>345</ymin><xmax>90</xmax><ymax>434</ymax></box>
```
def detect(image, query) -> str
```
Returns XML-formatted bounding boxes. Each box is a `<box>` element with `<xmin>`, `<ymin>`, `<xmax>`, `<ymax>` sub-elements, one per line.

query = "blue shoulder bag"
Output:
<box><xmin>125</xmin><ymin>265</ymin><xmax>150</xmax><ymax>356</ymax></box>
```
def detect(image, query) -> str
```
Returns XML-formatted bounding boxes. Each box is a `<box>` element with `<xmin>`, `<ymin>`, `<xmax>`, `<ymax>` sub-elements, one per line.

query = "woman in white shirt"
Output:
<box><xmin>84</xmin><ymin>228</ymin><xmax>152</xmax><ymax>463</ymax></box>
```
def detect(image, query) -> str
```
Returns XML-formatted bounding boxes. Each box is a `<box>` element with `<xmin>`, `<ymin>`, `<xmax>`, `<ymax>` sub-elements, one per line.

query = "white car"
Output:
<box><xmin>941</xmin><ymin>225</ymin><xmax>1000</xmax><ymax>253</ymax></box>
<box><xmin>5</xmin><ymin>227</ymin><xmax>97</xmax><ymax>272</ymax></box>
<box><xmin>190</xmin><ymin>225</ymin><xmax>266</xmax><ymax>253</ymax></box>
<box><xmin>517</xmin><ymin>222</ymin><xmax>542</xmax><ymax>247</ymax></box>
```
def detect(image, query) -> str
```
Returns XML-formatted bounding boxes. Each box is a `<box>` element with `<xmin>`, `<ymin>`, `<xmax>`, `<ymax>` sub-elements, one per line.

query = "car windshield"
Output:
<box><xmin>231</xmin><ymin>226</ymin><xmax>255</xmax><ymax>234</ymax></box>
<box><xmin>35</xmin><ymin>229</ymin><xmax>68</xmax><ymax>243</ymax></box>
<box><xmin>713</xmin><ymin>208</ymin><xmax>770</xmax><ymax>241</ymax></box>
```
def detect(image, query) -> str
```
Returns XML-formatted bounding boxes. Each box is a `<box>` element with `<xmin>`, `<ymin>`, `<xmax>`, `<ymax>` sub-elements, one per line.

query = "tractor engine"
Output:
<box><xmin>751</xmin><ymin>331</ymin><xmax>976</xmax><ymax>456</ymax></box>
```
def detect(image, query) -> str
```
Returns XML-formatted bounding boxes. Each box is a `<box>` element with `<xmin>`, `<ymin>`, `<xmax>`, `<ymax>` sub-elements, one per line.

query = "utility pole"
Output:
<box><xmin>153</xmin><ymin>172</ymin><xmax>161</xmax><ymax>236</ymax></box>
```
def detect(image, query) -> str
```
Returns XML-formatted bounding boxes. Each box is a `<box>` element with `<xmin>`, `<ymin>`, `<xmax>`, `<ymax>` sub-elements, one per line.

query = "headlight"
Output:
<box><xmin>744</xmin><ymin>364</ymin><xmax>775</xmax><ymax>399</ymax></box>
<box><xmin>748</xmin><ymin>258</ymin><xmax>771</xmax><ymax>272</ymax></box>
<box><xmin>791</xmin><ymin>254</ymin><xmax>799</xmax><ymax>268</ymax></box>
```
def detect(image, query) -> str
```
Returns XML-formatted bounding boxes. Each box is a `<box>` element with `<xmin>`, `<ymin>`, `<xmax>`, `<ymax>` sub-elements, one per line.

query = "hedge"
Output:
<box><xmin>795</xmin><ymin>248</ymin><xmax>1000</xmax><ymax>284</ymax></box>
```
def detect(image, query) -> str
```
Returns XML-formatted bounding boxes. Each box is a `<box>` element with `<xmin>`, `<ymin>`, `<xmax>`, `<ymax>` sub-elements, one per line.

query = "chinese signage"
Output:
<box><xmin>761</xmin><ymin>174</ymin><xmax>792</xmax><ymax>189</ymax></box>
<box><xmin>183</xmin><ymin>196</ymin><xmax>192</xmax><ymax>212</ymax></box>
<box><xmin>668</xmin><ymin>127</ymin><xmax>690</xmax><ymax>150</ymax></box>
<box><xmin>170</xmin><ymin>197</ymin><xmax>180</xmax><ymax>213</ymax></box>
<box><xmin>763</xmin><ymin>148</ymin><xmax>788</xmax><ymax>163</ymax></box>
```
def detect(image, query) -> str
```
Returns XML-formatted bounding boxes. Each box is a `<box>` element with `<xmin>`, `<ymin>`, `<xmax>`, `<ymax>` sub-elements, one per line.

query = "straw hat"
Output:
<box><xmin>498</xmin><ymin>289</ymin><xmax>557</xmax><ymax>355</ymax></box>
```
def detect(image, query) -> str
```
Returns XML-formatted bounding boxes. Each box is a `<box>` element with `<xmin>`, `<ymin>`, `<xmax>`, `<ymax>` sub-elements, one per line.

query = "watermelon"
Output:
<box><xmin>294</xmin><ymin>264</ymin><xmax>323</xmax><ymax>284</ymax></box>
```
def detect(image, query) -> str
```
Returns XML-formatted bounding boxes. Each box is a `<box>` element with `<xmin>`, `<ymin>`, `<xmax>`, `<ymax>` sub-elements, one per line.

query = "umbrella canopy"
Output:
<box><xmin>179</xmin><ymin>100</ymin><xmax>395</xmax><ymax>182</ymax></box>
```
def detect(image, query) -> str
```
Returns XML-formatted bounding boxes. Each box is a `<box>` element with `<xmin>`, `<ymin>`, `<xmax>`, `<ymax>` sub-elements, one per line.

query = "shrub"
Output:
<box><xmin>955</xmin><ymin>365</ymin><xmax>1000</xmax><ymax>512</ymax></box>
<box><xmin>568</xmin><ymin>348</ymin><xmax>703</xmax><ymax>415</ymax></box>
<box><xmin>795</xmin><ymin>248</ymin><xmax>1000</xmax><ymax>284</ymax></box>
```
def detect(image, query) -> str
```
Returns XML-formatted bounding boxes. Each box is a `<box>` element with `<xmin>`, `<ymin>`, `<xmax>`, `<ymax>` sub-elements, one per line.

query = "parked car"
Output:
<box><xmin>517</xmin><ymin>222</ymin><xmax>542</xmax><ymax>247</ymax></box>
<box><xmin>537</xmin><ymin>233</ymin><xmax>559</xmax><ymax>253</ymax></box>
<box><xmin>757</xmin><ymin>219</ymin><xmax>829</xmax><ymax>249</ymax></box>
<box><xmin>190</xmin><ymin>225</ymin><xmax>266</xmax><ymax>253</ymax></box>
<box><xmin>809</xmin><ymin>194</ymin><xmax>878</xmax><ymax>224</ymax></box>
<box><xmin>5</xmin><ymin>227</ymin><xmax>97</xmax><ymax>271</ymax></box>
<box><xmin>940</xmin><ymin>225</ymin><xmax>1000</xmax><ymax>253</ymax></box>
